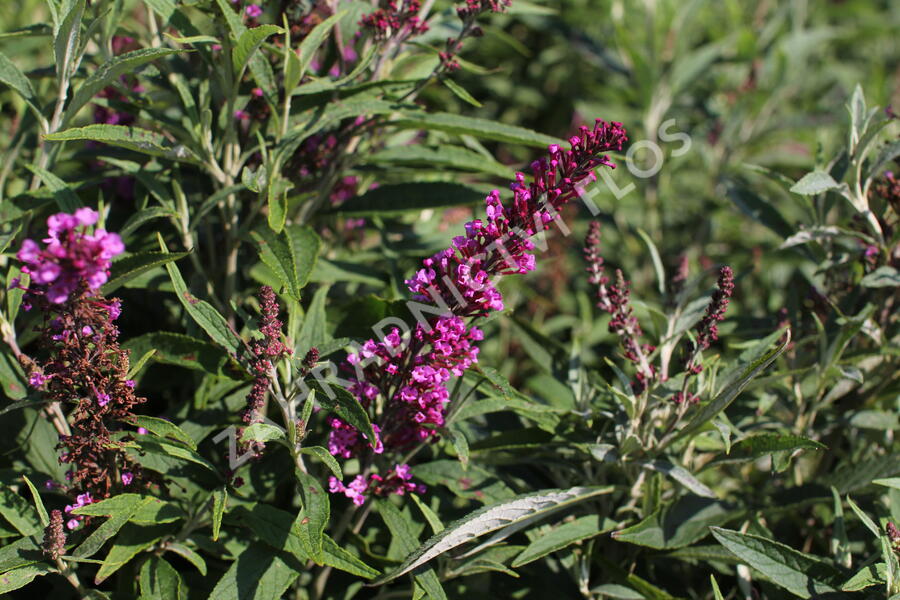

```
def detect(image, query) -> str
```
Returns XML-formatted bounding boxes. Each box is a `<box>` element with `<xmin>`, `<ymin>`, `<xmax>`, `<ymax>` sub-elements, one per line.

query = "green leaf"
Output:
<box><xmin>233</xmin><ymin>25</ymin><xmax>283</xmax><ymax>80</ymax></box>
<box><xmin>102</xmin><ymin>251</ymin><xmax>189</xmax><ymax>295</ymax></box>
<box><xmin>241</xmin><ymin>423</ymin><xmax>286</xmax><ymax>444</ymax></box>
<box><xmin>24</xmin><ymin>164</ymin><xmax>81</xmax><ymax>211</ymax></box>
<box><xmin>295</xmin><ymin>12</ymin><xmax>343</xmax><ymax>81</ymax></box>
<box><xmin>123</xmin><ymin>332</ymin><xmax>239</xmax><ymax>377</ymax></box>
<box><xmin>441</xmin><ymin>78</ymin><xmax>482</xmax><ymax>107</ymax></box>
<box><xmin>309</xmin><ymin>380</ymin><xmax>376</xmax><ymax>446</ymax></box>
<box><xmin>790</xmin><ymin>171</ymin><xmax>842</xmax><ymax>195</ymax></box>
<box><xmin>299</xmin><ymin>446</ymin><xmax>342</xmax><ymax>479</ymax></box>
<box><xmin>54</xmin><ymin>0</ymin><xmax>85</xmax><ymax>82</ymax></box>
<box><xmin>320</xmin><ymin>535</ymin><xmax>380</xmax><ymax>578</ymax></box>
<box><xmin>207</xmin><ymin>543</ymin><xmax>302</xmax><ymax>600</ymax></box>
<box><xmin>74</xmin><ymin>497</ymin><xmax>150</xmax><ymax>558</ymax></box>
<box><xmin>134</xmin><ymin>437</ymin><xmax>218</xmax><ymax>473</ymax></box>
<box><xmin>377</xmin><ymin>500</ymin><xmax>447</xmax><ymax>600</ymax></box>
<box><xmin>722</xmin><ymin>434</ymin><xmax>826</xmax><ymax>463</ymax></box>
<box><xmin>230</xmin><ymin>503</ymin><xmax>309</xmax><ymax>561</ymax></box>
<box><xmin>294</xmin><ymin>468</ymin><xmax>328</xmax><ymax>561</ymax></box>
<box><xmin>333</xmin><ymin>182</ymin><xmax>484</xmax><ymax>216</ymax></box>
<box><xmin>266</xmin><ymin>176</ymin><xmax>290</xmax><ymax>233</ymax></box>
<box><xmin>0</xmin><ymin>51</ymin><xmax>34</xmax><ymax>99</ymax></box>
<box><xmin>512</xmin><ymin>514</ymin><xmax>614</xmax><ymax>567</ymax></box>
<box><xmin>95</xmin><ymin>523</ymin><xmax>171</xmax><ymax>583</ymax></box>
<box><xmin>71</xmin><ymin>494</ymin><xmax>185</xmax><ymax>525</ymax></box>
<box><xmin>131</xmin><ymin>415</ymin><xmax>197</xmax><ymax>450</ymax></box>
<box><xmin>119</xmin><ymin>207</ymin><xmax>178</xmax><ymax>238</ymax></box>
<box><xmin>711</xmin><ymin>575</ymin><xmax>725</xmax><ymax>600</ymax></box>
<box><xmin>842</xmin><ymin>561</ymin><xmax>886</xmax><ymax>591</ymax></box>
<box><xmin>374</xmin><ymin>486</ymin><xmax>613</xmax><ymax>585</ymax></box>
<box><xmin>45</xmin><ymin>125</ymin><xmax>197</xmax><ymax>162</ymax></box>
<box><xmin>65</xmin><ymin>48</ymin><xmax>183</xmax><ymax>122</ymax></box>
<box><xmin>140</xmin><ymin>555</ymin><xmax>184</xmax><ymax>600</ymax></box>
<box><xmin>211</xmin><ymin>487</ymin><xmax>226</xmax><ymax>541</ymax></box>
<box><xmin>410</xmin><ymin>493</ymin><xmax>445</xmax><ymax>535</ymax></box>
<box><xmin>642</xmin><ymin>460</ymin><xmax>716</xmax><ymax>498</ymax></box>
<box><xmin>296</xmin><ymin>284</ymin><xmax>330</xmax><ymax>354</ymax></box>
<box><xmin>672</xmin><ymin>332</ymin><xmax>789</xmax><ymax>443</ymax></box>
<box><xmin>860</xmin><ymin>266</ymin><xmax>900</xmax><ymax>288</ymax></box>
<box><xmin>710</xmin><ymin>527</ymin><xmax>841</xmax><ymax>597</ymax></box>
<box><xmin>846</xmin><ymin>495</ymin><xmax>880</xmax><ymax>538</ymax></box>
<box><xmin>364</xmin><ymin>145</ymin><xmax>512</xmax><ymax>178</ymax></box>
<box><xmin>0</xmin><ymin>486</ymin><xmax>41</xmax><ymax>536</ymax></box>
<box><xmin>612</xmin><ymin>496</ymin><xmax>734</xmax><ymax>550</ymax></box>
<box><xmin>21</xmin><ymin>476</ymin><xmax>48</xmax><ymax>527</ymax></box>
<box><xmin>393</xmin><ymin>111</ymin><xmax>563</xmax><ymax>148</ymax></box>
<box><xmin>288</xmin><ymin>225</ymin><xmax>321</xmax><ymax>290</ymax></box>
<box><xmin>252</xmin><ymin>228</ymin><xmax>298</xmax><ymax>299</ymax></box>
<box><xmin>0</xmin><ymin>563</ymin><xmax>55</xmax><ymax>594</ymax></box>
<box><xmin>159</xmin><ymin>234</ymin><xmax>244</xmax><ymax>357</ymax></box>
<box><xmin>165</xmin><ymin>542</ymin><xmax>207</xmax><ymax>575</ymax></box>
<box><xmin>214</xmin><ymin>0</ymin><xmax>277</xmax><ymax>98</ymax></box>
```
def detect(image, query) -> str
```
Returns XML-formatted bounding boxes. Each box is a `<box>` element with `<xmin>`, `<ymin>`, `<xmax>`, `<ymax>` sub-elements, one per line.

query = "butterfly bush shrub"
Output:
<box><xmin>0</xmin><ymin>0</ymin><xmax>898</xmax><ymax>599</ymax></box>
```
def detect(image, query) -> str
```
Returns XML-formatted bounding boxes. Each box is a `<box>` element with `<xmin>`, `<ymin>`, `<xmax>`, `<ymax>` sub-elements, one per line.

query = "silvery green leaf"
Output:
<box><xmin>372</xmin><ymin>486</ymin><xmax>613</xmax><ymax>585</ymax></box>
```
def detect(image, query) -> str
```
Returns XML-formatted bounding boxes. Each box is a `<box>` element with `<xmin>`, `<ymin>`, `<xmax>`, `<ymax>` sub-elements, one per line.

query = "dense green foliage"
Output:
<box><xmin>0</xmin><ymin>1</ymin><xmax>899</xmax><ymax>599</ymax></box>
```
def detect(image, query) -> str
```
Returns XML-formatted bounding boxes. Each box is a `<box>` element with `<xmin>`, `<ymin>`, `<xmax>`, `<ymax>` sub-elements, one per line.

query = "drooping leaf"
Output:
<box><xmin>307</xmin><ymin>380</ymin><xmax>376</xmax><ymax>446</ymax></box>
<box><xmin>672</xmin><ymin>332</ymin><xmax>789</xmax><ymax>443</ymax></box>
<box><xmin>45</xmin><ymin>125</ymin><xmax>197</xmax><ymax>162</ymax></box>
<box><xmin>207</xmin><ymin>543</ymin><xmax>302</xmax><ymax>600</ymax></box>
<box><xmin>0</xmin><ymin>563</ymin><xmax>55</xmax><ymax>594</ymax></box>
<box><xmin>294</xmin><ymin>468</ymin><xmax>328</xmax><ymax>561</ymax></box>
<box><xmin>710</xmin><ymin>527</ymin><xmax>841</xmax><ymax>597</ymax></box>
<box><xmin>159</xmin><ymin>234</ymin><xmax>244</xmax><ymax>357</ymax></box>
<box><xmin>373</xmin><ymin>486</ymin><xmax>613</xmax><ymax>585</ymax></box>
<box><xmin>393</xmin><ymin>111</ymin><xmax>563</xmax><ymax>148</ymax></box>
<box><xmin>233</xmin><ymin>25</ymin><xmax>283</xmax><ymax>80</ymax></box>
<box><xmin>860</xmin><ymin>266</ymin><xmax>900</xmax><ymax>288</ymax></box>
<box><xmin>65</xmin><ymin>48</ymin><xmax>183</xmax><ymax>121</ymax></box>
<box><xmin>139</xmin><ymin>555</ymin><xmax>184</xmax><ymax>600</ymax></box>
<box><xmin>377</xmin><ymin>500</ymin><xmax>447</xmax><ymax>600</ymax></box>
<box><xmin>332</xmin><ymin>182</ymin><xmax>484</xmax><ymax>216</ymax></box>
<box><xmin>94</xmin><ymin>523</ymin><xmax>172</xmax><ymax>583</ymax></box>
<box><xmin>102</xmin><ymin>251</ymin><xmax>189</xmax><ymax>294</ymax></box>
<box><xmin>71</xmin><ymin>494</ymin><xmax>185</xmax><ymax>525</ymax></box>
<box><xmin>123</xmin><ymin>332</ymin><xmax>239</xmax><ymax>377</ymax></box>
<box><xmin>612</xmin><ymin>496</ymin><xmax>735</xmax><ymax>550</ymax></box>
<box><xmin>512</xmin><ymin>514</ymin><xmax>614</xmax><ymax>567</ymax></box>
<box><xmin>0</xmin><ymin>51</ymin><xmax>35</xmax><ymax>99</ymax></box>
<box><xmin>131</xmin><ymin>416</ymin><xmax>197</xmax><ymax>450</ymax></box>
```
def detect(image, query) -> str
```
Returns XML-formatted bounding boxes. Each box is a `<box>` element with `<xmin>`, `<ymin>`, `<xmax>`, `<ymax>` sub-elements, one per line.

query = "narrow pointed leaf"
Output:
<box><xmin>373</xmin><ymin>486</ymin><xmax>613</xmax><ymax>585</ymax></box>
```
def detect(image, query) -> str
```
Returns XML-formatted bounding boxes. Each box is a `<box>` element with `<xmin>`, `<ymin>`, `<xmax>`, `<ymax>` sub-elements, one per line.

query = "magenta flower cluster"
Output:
<box><xmin>326</xmin><ymin>120</ymin><xmax>626</xmax><ymax>504</ymax></box>
<box><xmin>329</xmin><ymin>464</ymin><xmax>424</xmax><ymax>506</ymax></box>
<box><xmin>16</xmin><ymin>208</ymin><xmax>124</xmax><ymax>304</ymax></box>
<box><xmin>63</xmin><ymin>492</ymin><xmax>94</xmax><ymax>530</ymax></box>
<box><xmin>406</xmin><ymin>121</ymin><xmax>627</xmax><ymax>318</ymax></box>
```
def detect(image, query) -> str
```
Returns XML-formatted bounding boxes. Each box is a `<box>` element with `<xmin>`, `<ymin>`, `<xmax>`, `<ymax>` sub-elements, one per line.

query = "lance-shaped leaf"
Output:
<box><xmin>512</xmin><ymin>514</ymin><xmax>615</xmax><ymax>567</ymax></box>
<box><xmin>710</xmin><ymin>527</ymin><xmax>842</xmax><ymax>597</ymax></box>
<box><xmin>102</xmin><ymin>251</ymin><xmax>189</xmax><ymax>294</ymax></box>
<box><xmin>295</xmin><ymin>12</ymin><xmax>343</xmax><ymax>83</ymax></box>
<box><xmin>0</xmin><ymin>51</ymin><xmax>35</xmax><ymax>100</ymax></box>
<box><xmin>393</xmin><ymin>111</ymin><xmax>563</xmax><ymax>148</ymax></box>
<box><xmin>332</xmin><ymin>182</ymin><xmax>484</xmax><ymax>216</ymax></box>
<box><xmin>307</xmin><ymin>380</ymin><xmax>376</xmax><ymax>445</ymax></box>
<box><xmin>372</xmin><ymin>486</ymin><xmax>613</xmax><ymax>585</ymax></box>
<box><xmin>158</xmin><ymin>234</ymin><xmax>244</xmax><ymax>358</ymax></box>
<box><xmin>65</xmin><ymin>48</ymin><xmax>183</xmax><ymax>122</ymax></box>
<box><xmin>672</xmin><ymin>331</ymin><xmax>789</xmax><ymax>444</ymax></box>
<box><xmin>45</xmin><ymin>125</ymin><xmax>197</xmax><ymax>163</ymax></box>
<box><xmin>642</xmin><ymin>460</ymin><xmax>717</xmax><ymax>498</ymax></box>
<box><xmin>233</xmin><ymin>25</ymin><xmax>282</xmax><ymax>81</ymax></box>
<box><xmin>25</xmin><ymin>165</ymin><xmax>81</xmax><ymax>211</ymax></box>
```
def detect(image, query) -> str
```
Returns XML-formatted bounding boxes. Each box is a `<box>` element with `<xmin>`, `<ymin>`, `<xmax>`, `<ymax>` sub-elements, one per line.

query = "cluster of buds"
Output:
<box><xmin>583</xmin><ymin>222</ymin><xmax>655</xmax><ymax>393</ymax></box>
<box><xmin>360</xmin><ymin>0</ymin><xmax>428</xmax><ymax>42</ymax></box>
<box><xmin>685</xmin><ymin>266</ymin><xmax>735</xmax><ymax>375</ymax></box>
<box><xmin>42</xmin><ymin>510</ymin><xmax>66</xmax><ymax>560</ymax></box>
<box><xmin>239</xmin><ymin>286</ymin><xmax>290</xmax><ymax>456</ymax></box>
<box><xmin>440</xmin><ymin>0</ymin><xmax>510</xmax><ymax>70</ymax></box>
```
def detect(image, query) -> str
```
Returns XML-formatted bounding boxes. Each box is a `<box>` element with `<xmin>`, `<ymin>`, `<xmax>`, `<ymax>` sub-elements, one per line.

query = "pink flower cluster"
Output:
<box><xmin>16</xmin><ymin>208</ymin><xmax>124</xmax><ymax>304</ymax></box>
<box><xmin>63</xmin><ymin>492</ymin><xmax>93</xmax><ymax>530</ymax></box>
<box><xmin>327</xmin><ymin>120</ymin><xmax>625</xmax><ymax>504</ymax></box>
<box><xmin>407</xmin><ymin>120</ymin><xmax>627</xmax><ymax>318</ymax></box>
<box><xmin>360</xmin><ymin>0</ymin><xmax>428</xmax><ymax>42</ymax></box>
<box><xmin>328</xmin><ymin>464</ymin><xmax>424</xmax><ymax>505</ymax></box>
<box><xmin>329</xmin><ymin>317</ymin><xmax>481</xmax><ymax>458</ymax></box>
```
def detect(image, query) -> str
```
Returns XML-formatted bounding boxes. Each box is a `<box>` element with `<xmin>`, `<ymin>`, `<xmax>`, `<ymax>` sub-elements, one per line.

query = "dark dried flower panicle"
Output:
<box><xmin>456</xmin><ymin>0</ymin><xmax>511</xmax><ymax>18</ymax></box>
<box><xmin>42</xmin><ymin>509</ymin><xmax>66</xmax><ymax>560</ymax></box>
<box><xmin>441</xmin><ymin>0</ymin><xmax>510</xmax><ymax>70</ymax></box>
<box><xmin>583</xmin><ymin>223</ymin><xmax>655</xmax><ymax>392</ymax></box>
<box><xmin>17</xmin><ymin>210</ymin><xmax>151</xmax><ymax>519</ymax></box>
